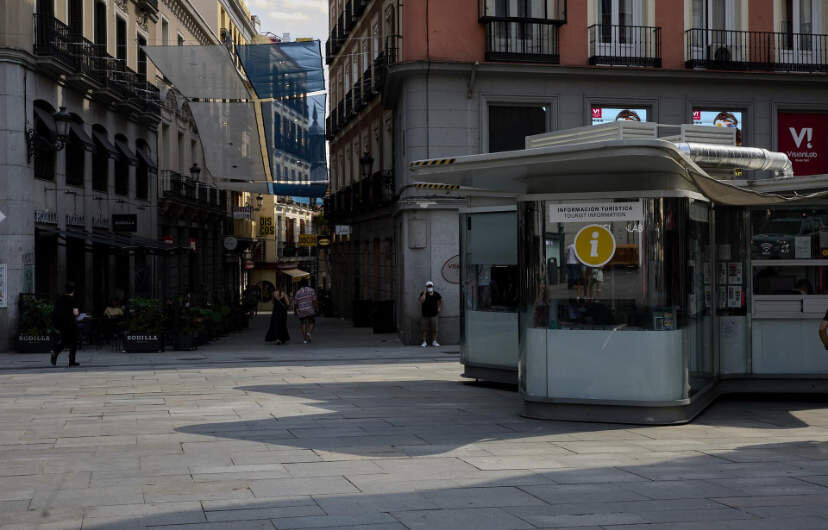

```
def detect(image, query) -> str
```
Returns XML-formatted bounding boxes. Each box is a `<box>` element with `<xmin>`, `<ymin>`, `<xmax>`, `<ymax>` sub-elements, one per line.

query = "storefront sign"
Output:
<box><xmin>778</xmin><ymin>112</ymin><xmax>828</xmax><ymax>176</ymax></box>
<box><xmin>693</xmin><ymin>110</ymin><xmax>743</xmax><ymax>145</ymax></box>
<box><xmin>65</xmin><ymin>214</ymin><xmax>85</xmax><ymax>227</ymax></box>
<box><xmin>0</xmin><ymin>264</ymin><xmax>6</xmax><ymax>308</ymax></box>
<box><xmin>573</xmin><ymin>225</ymin><xmax>616</xmax><ymax>267</ymax></box>
<box><xmin>233</xmin><ymin>206</ymin><xmax>253</xmax><ymax>219</ymax></box>
<box><xmin>335</xmin><ymin>225</ymin><xmax>351</xmax><ymax>236</ymax></box>
<box><xmin>259</xmin><ymin>216</ymin><xmax>275</xmax><ymax>236</ymax></box>
<box><xmin>34</xmin><ymin>210</ymin><xmax>57</xmax><ymax>224</ymax></box>
<box><xmin>441</xmin><ymin>255</ymin><xmax>461</xmax><ymax>284</ymax></box>
<box><xmin>92</xmin><ymin>216</ymin><xmax>109</xmax><ymax>229</ymax></box>
<box><xmin>188</xmin><ymin>238</ymin><xmax>198</xmax><ymax>253</ymax></box>
<box><xmin>298</xmin><ymin>234</ymin><xmax>317</xmax><ymax>247</ymax></box>
<box><xmin>112</xmin><ymin>214</ymin><xmax>138</xmax><ymax>232</ymax></box>
<box><xmin>317</xmin><ymin>236</ymin><xmax>331</xmax><ymax>247</ymax></box>
<box><xmin>592</xmin><ymin>106</ymin><xmax>648</xmax><ymax>125</ymax></box>
<box><xmin>548</xmin><ymin>202</ymin><xmax>643</xmax><ymax>223</ymax></box>
<box><xmin>223</xmin><ymin>236</ymin><xmax>238</xmax><ymax>251</ymax></box>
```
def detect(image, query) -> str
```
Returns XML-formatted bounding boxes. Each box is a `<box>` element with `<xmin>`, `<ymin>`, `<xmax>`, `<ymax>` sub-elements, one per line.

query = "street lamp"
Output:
<box><xmin>25</xmin><ymin>106</ymin><xmax>73</xmax><ymax>162</ymax></box>
<box><xmin>359</xmin><ymin>152</ymin><xmax>374</xmax><ymax>180</ymax></box>
<box><xmin>190</xmin><ymin>163</ymin><xmax>201</xmax><ymax>182</ymax></box>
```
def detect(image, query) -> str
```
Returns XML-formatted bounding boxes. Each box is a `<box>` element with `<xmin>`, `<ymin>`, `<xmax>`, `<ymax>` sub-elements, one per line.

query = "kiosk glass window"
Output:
<box><xmin>518</xmin><ymin>198</ymin><xmax>713</xmax><ymax>400</ymax></box>
<box><xmin>461</xmin><ymin>211</ymin><xmax>519</xmax><ymax>370</ymax></box>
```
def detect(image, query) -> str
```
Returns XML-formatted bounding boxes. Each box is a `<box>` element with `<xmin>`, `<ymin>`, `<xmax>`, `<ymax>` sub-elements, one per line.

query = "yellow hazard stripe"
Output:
<box><xmin>410</xmin><ymin>158</ymin><xmax>456</xmax><ymax>167</ymax></box>
<box><xmin>413</xmin><ymin>183</ymin><xmax>459</xmax><ymax>191</ymax></box>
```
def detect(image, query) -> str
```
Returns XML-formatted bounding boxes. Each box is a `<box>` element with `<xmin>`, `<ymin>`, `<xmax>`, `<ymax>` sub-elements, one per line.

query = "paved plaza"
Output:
<box><xmin>3</xmin><ymin>318</ymin><xmax>828</xmax><ymax>529</ymax></box>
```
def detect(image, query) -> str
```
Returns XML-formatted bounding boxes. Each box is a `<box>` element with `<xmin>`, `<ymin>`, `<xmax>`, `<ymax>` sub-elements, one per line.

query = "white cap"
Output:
<box><xmin>426</xmin><ymin>281</ymin><xmax>434</xmax><ymax>287</ymax></box>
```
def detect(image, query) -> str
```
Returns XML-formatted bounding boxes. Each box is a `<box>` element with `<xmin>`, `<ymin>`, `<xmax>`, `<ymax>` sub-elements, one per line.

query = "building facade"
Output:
<box><xmin>325</xmin><ymin>0</ymin><xmax>828</xmax><ymax>344</ymax></box>
<box><xmin>0</xmin><ymin>0</ymin><xmax>166</xmax><ymax>349</ymax></box>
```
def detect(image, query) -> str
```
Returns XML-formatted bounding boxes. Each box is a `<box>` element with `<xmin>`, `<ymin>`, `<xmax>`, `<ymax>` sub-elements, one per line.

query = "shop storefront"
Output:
<box><xmin>413</xmin><ymin>122</ymin><xmax>828</xmax><ymax>424</ymax></box>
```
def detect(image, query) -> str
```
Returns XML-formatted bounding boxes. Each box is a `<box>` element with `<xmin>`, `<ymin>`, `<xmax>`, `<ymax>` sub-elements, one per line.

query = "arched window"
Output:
<box><xmin>114</xmin><ymin>133</ymin><xmax>135</xmax><ymax>196</ymax></box>
<box><xmin>65</xmin><ymin>114</ymin><xmax>94</xmax><ymax>188</ymax></box>
<box><xmin>135</xmin><ymin>139</ymin><xmax>156</xmax><ymax>201</ymax></box>
<box><xmin>92</xmin><ymin>125</ymin><xmax>118</xmax><ymax>192</ymax></box>
<box><xmin>32</xmin><ymin>100</ymin><xmax>57</xmax><ymax>181</ymax></box>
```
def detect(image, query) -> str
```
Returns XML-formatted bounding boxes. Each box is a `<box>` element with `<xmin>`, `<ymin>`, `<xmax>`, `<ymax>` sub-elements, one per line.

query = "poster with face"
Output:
<box><xmin>592</xmin><ymin>107</ymin><xmax>648</xmax><ymax>126</ymax></box>
<box><xmin>693</xmin><ymin>110</ymin><xmax>743</xmax><ymax>145</ymax></box>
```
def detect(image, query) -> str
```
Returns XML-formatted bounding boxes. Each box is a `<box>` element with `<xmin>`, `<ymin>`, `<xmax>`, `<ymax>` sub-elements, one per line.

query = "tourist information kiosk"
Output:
<box><xmin>412</xmin><ymin>123</ymin><xmax>828</xmax><ymax>424</ymax></box>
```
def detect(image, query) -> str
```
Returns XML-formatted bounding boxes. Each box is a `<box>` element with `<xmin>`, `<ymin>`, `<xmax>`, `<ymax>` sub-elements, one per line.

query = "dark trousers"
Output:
<box><xmin>53</xmin><ymin>330</ymin><xmax>77</xmax><ymax>363</ymax></box>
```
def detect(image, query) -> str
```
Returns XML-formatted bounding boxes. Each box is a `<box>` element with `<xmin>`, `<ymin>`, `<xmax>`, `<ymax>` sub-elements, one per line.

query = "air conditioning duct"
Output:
<box><xmin>675</xmin><ymin>142</ymin><xmax>794</xmax><ymax>178</ymax></box>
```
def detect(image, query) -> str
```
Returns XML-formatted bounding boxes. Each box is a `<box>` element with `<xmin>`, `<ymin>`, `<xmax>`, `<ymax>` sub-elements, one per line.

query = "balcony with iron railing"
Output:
<box><xmin>353</xmin><ymin>80</ymin><xmax>366</xmax><ymax>111</ymax></box>
<box><xmin>483</xmin><ymin>18</ymin><xmax>560</xmax><ymax>63</ymax></box>
<box><xmin>362</xmin><ymin>67</ymin><xmax>375</xmax><ymax>101</ymax></box>
<box><xmin>685</xmin><ymin>28</ymin><xmax>828</xmax><ymax>72</ymax></box>
<box><xmin>159</xmin><ymin>171</ymin><xmax>224</xmax><ymax>209</ymax></box>
<box><xmin>589</xmin><ymin>25</ymin><xmax>661</xmax><ymax>67</ymax></box>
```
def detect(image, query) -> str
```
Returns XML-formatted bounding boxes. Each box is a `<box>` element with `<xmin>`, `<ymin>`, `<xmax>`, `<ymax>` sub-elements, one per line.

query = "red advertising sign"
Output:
<box><xmin>591</xmin><ymin>107</ymin><xmax>602</xmax><ymax>119</ymax></box>
<box><xmin>778</xmin><ymin>112</ymin><xmax>828</xmax><ymax>176</ymax></box>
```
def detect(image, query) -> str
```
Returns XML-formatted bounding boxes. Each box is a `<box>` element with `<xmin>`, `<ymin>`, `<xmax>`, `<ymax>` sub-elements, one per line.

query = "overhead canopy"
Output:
<box><xmin>280</xmin><ymin>268</ymin><xmax>310</xmax><ymax>282</ymax></box>
<box><xmin>33</xmin><ymin>106</ymin><xmax>57</xmax><ymax>142</ymax></box>
<box><xmin>115</xmin><ymin>137</ymin><xmax>137</xmax><ymax>165</ymax></box>
<box><xmin>142</xmin><ymin>41</ymin><xmax>329</xmax><ymax>197</ymax></box>
<box><xmin>93</xmin><ymin>129</ymin><xmax>119</xmax><ymax>158</ymax></box>
<box><xmin>409</xmin><ymin>139</ymin><xmax>828</xmax><ymax>206</ymax></box>
<box><xmin>68</xmin><ymin>121</ymin><xmax>95</xmax><ymax>151</ymax></box>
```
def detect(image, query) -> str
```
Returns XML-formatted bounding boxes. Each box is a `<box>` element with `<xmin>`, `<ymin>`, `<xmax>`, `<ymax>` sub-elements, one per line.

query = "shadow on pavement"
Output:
<box><xmin>62</xmin><ymin>439</ymin><xmax>828</xmax><ymax>529</ymax></box>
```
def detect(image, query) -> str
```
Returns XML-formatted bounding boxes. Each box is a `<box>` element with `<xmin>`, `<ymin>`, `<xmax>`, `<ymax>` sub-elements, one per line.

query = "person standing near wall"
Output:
<box><xmin>419</xmin><ymin>281</ymin><xmax>442</xmax><ymax>347</ymax></box>
<box><xmin>51</xmin><ymin>282</ymin><xmax>80</xmax><ymax>367</ymax></box>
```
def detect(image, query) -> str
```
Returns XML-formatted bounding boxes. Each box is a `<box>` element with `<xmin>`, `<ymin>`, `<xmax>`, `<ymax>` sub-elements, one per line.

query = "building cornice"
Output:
<box><xmin>384</xmin><ymin>61</ymin><xmax>828</xmax><ymax>109</ymax></box>
<box><xmin>162</xmin><ymin>0</ymin><xmax>219</xmax><ymax>45</ymax></box>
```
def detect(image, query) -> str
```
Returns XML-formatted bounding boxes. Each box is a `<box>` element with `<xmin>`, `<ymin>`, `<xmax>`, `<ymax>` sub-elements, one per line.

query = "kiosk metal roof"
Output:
<box><xmin>409</xmin><ymin>138</ymin><xmax>827</xmax><ymax>206</ymax></box>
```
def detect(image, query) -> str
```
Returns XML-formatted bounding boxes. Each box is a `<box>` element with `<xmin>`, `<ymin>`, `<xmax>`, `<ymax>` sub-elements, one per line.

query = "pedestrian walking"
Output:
<box><xmin>265</xmin><ymin>288</ymin><xmax>291</xmax><ymax>345</ymax></box>
<box><xmin>294</xmin><ymin>279</ymin><xmax>318</xmax><ymax>344</ymax></box>
<box><xmin>51</xmin><ymin>282</ymin><xmax>80</xmax><ymax>367</ymax></box>
<box><xmin>419</xmin><ymin>281</ymin><xmax>442</xmax><ymax>347</ymax></box>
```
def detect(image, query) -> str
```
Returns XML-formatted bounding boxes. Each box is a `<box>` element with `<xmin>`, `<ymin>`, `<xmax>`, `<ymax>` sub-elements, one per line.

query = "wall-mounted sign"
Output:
<box><xmin>34</xmin><ymin>210</ymin><xmax>57</xmax><ymax>224</ymax></box>
<box><xmin>335</xmin><ymin>224</ymin><xmax>351</xmax><ymax>236</ymax></box>
<box><xmin>161</xmin><ymin>235</ymin><xmax>175</xmax><ymax>245</ymax></box>
<box><xmin>259</xmin><ymin>216</ymin><xmax>275</xmax><ymax>236</ymax></box>
<box><xmin>317</xmin><ymin>236</ymin><xmax>331</xmax><ymax>247</ymax></box>
<box><xmin>573</xmin><ymin>225</ymin><xmax>617</xmax><ymax>268</ymax></box>
<box><xmin>188</xmin><ymin>238</ymin><xmax>198</xmax><ymax>253</ymax></box>
<box><xmin>223</xmin><ymin>236</ymin><xmax>238</xmax><ymax>251</ymax></box>
<box><xmin>112</xmin><ymin>214</ymin><xmax>138</xmax><ymax>232</ymax></box>
<box><xmin>548</xmin><ymin>201</ymin><xmax>643</xmax><ymax>223</ymax></box>
<box><xmin>92</xmin><ymin>216</ymin><xmax>109</xmax><ymax>229</ymax></box>
<box><xmin>592</xmin><ymin>106</ymin><xmax>648</xmax><ymax>126</ymax></box>
<box><xmin>298</xmin><ymin>234</ymin><xmax>317</xmax><ymax>247</ymax></box>
<box><xmin>693</xmin><ymin>110</ymin><xmax>743</xmax><ymax>145</ymax></box>
<box><xmin>441</xmin><ymin>255</ymin><xmax>460</xmax><ymax>284</ymax></box>
<box><xmin>244</xmin><ymin>259</ymin><xmax>255</xmax><ymax>270</ymax></box>
<box><xmin>233</xmin><ymin>206</ymin><xmax>253</xmax><ymax>219</ymax></box>
<box><xmin>778</xmin><ymin>112</ymin><xmax>828</xmax><ymax>176</ymax></box>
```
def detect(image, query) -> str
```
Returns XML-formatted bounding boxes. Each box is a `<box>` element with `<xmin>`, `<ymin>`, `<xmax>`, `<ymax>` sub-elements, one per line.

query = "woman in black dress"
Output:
<box><xmin>265</xmin><ymin>288</ymin><xmax>291</xmax><ymax>344</ymax></box>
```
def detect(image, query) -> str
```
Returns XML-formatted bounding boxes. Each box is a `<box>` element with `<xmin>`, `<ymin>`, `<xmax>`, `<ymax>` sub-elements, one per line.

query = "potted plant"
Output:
<box><xmin>16</xmin><ymin>296</ymin><xmax>54</xmax><ymax>353</ymax></box>
<box><xmin>123</xmin><ymin>297</ymin><xmax>164</xmax><ymax>353</ymax></box>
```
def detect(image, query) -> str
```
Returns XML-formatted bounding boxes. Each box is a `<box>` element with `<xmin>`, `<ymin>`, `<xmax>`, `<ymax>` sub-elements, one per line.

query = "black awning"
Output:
<box><xmin>88</xmin><ymin>231</ymin><xmax>129</xmax><ymax>248</ymax></box>
<box><xmin>33</xmin><ymin>107</ymin><xmax>57</xmax><ymax>140</ymax></box>
<box><xmin>69</xmin><ymin>121</ymin><xmax>95</xmax><ymax>151</ymax></box>
<box><xmin>93</xmin><ymin>129</ymin><xmax>119</xmax><ymax>158</ymax></box>
<box><xmin>115</xmin><ymin>137</ymin><xmax>137</xmax><ymax>165</ymax></box>
<box><xmin>136</xmin><ymin>144</ymin><xmax>157</xmax><ymax>170</ymax></box>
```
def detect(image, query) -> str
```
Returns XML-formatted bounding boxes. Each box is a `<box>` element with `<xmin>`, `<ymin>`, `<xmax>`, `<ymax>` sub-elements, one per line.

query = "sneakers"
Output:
<box><xmin>303</xmin><ymin>339</ymin><xmax>308</xmax><ymax>344</ymax></box>
<box><xmin>421</xmin><ymin>341</ymin><xmax>427</xmax><ymax>347</ymax></box>
<box><xmin>431</xmin><ymin>341</ymin><xmax>440</xmax><ymax>347</ymax></box>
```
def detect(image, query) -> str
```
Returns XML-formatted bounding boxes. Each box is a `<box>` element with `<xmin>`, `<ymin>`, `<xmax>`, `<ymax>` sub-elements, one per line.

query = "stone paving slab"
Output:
<box><xmin>3</xmin><ymin>317</ymin><xmax>828</xmax><ymax>528</ymax></box>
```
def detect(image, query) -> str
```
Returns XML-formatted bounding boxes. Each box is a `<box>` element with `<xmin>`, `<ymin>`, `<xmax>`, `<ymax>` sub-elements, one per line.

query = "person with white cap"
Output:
<box><xmin>418</xmin><ymin>281</ymin><xmax>442</xmax><ymax>347</ymax></box>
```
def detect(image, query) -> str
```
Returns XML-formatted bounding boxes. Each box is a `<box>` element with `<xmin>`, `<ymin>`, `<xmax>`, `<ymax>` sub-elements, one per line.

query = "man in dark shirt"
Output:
<box><xmin>51</xmin><ymin>282</ymin><xmax>80</xmax><ymax>367</ymax></box>
<box><xmin>419</xmin><ymin>281</ymin><xmax>442</xmax><ymax>347</ymax></box>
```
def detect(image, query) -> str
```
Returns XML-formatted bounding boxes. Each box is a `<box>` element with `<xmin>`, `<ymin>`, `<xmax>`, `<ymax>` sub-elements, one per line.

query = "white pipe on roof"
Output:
<box><xmin>674</xmin><ymin>142</ymin><xmax>793</xmax><ymax>178</ymax></box>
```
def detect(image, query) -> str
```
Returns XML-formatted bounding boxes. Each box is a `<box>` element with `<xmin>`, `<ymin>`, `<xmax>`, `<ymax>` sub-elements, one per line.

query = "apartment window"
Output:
<box><xmin>352</xmin><ymin>54</ymin><xmax>359</xmax><ymax>85</ymax></box>
<box><xmin>65</xmin><ymin>121</ymin><xmax>87</xmax><ymax>188</ymax></box>
<box><xmin>32</xmin><ymin>101</ymin><xmax>56</xmax><ymax>182</ymax></box>
<box><xmin>68</xmin><ymin>0</ymin><xmax>83</xmax><ymax>35</ymax></box>
<box><xmin>92</xmin><ymin>125</ymin><xmax>111</xmax><ymax>192</ymax></box>
<box><xmin>161</xmin><ymin>18</ymin><xmax>169</xmax><ymax>46</ymax></box>
<box><xmin>691</xmin><ymin>0</ymin><xmax>733</xmax><ymax>30</ymax></box>
<box><xmin>372</xmin><ymin>22</ymin><xmax>381</xmax><ymax>58</ymax></box>
<box><xmin>135</xmin><ymin>141</ymin><xmax>150</xmax><ymax>201</ymax></box>
<box><xmin>114</xmin><ymin>135</ymin><xmax>131</xmax><ymax>196</ymax></box>
<box><xmin>137</xmin><ymin>35</ymin><xmax>147</xmax><ymax>80</ymax></box>
<box><xmin>116</xmin><ymin>17</ymin><xmax>127</xmax><ymax>62</ymax></box>
<box><xmin>484</xmin><ymin>0</ymin><xmax>558</xmax><ymax>18</ymax></box>
<box><xmin>783</xmin><ymin>0</ymin><xmax>821</xmax><ymax>51</ymax></box>
<box><xmin>488</xmin><ymin>105</ymin><xmax>547</xmax><ymax>152</ymax></box>
<box><xmin>94</xmin><ymin>0</ymin><xmax>106</xmax><ymax>48</ymax></box>
<box><xmin>177</xmin><ymin>33</ymin><xmax>184</xmax><ymax>46</ymax></box>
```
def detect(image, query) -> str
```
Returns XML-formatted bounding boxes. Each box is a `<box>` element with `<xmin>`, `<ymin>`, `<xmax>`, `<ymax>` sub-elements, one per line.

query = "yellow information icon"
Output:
<box><xmin>574</xmin><ymin>224</ymin><xmax>616</xmax><ymax>268</ymax></box>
